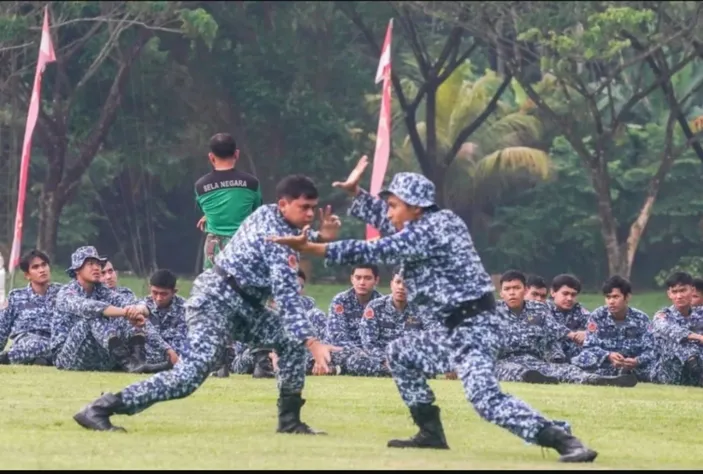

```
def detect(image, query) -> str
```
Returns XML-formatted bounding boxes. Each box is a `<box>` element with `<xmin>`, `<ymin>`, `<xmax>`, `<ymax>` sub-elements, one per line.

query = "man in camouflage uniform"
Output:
<box><xmin>650</xmin><ymin>272</ymin><xmax>703</xmax><ymax>386</ymax></box>
<box><xmin>525</xmin><ymin>275</ymin><xmax>549</xmax><ymax>303</ymax></box>
<box><xmin>269</xmin><ymin>157</ymin><xmax>597</xmax><ymax>463</ymax></box>
<box><xmin>355</xmin><ymin>268</ymin><xmax>427</xmax><ymax>377</ymax></box>
<box><xmin>691</xmin><ymin>277</ymin><xmax>703</xmax><ymax>308</ymax></box>
<box><xmin>101</xmin><ymin>261</ymin><xmax>137</xmax><ymax>303</ymax></box>
<box><xmin>495</xmin><ymin>270</ymin><xmax>636</xmax><ymax>387</ymax></box>
<box><xmin>547</xmin><ymin>274</ymin><xmax>590</xmax><ymax>360</ymax></box>
<box><xmin>571</xmin><ymin>275</ymin><xmax>657</xmax><ymax>382</ymax></box>
<box><xmin>139</xmin><ymin>269</ymin><xmax>187</xmax><ymax>367</ymax></box>
<box><xmin>0</xmin><ymin>250</ymin><xmax>61</xmax><ymax>365</ymax></box>
<box><xmin>73</xmin><ymin>175</ymin><xmax>341</xmax><ymax>436</ymax></box>
<box><xmin>51</xmin><ymin>246</ymin><xmax>166</xmax><ymax>373</ymax></box>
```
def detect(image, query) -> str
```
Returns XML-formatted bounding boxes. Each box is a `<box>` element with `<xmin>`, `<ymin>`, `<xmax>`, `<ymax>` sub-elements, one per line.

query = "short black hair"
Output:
<box><xmin>526</xmin><ymin>274</ymin><xmax>547</xmax><ymax>289</ymax></box>
<box><xmin>693</xmin><ymin>277</ymin><xmax>703</xmax><ymax>293</ymax></box>
<box><xmin>149</xmin><ymin>269</ymin><xmax>177</xmax><ymax>290</ymax></box>
<box><xmin>209</xmin><ymin>133</ymin><xmax>237</xmax><ymax>159</ymax></box>
<box><xmin>297</xmin><ymin>269</ymin><xmax>306</xmax><ymax>281</ymax></box>
<box><xmin>500</xmin><ymin>269</ymin><xmax>526</xmax><ymax>286</ymax></box>
<box><xmin>275</xmin><ymin>175</ymin><xmax>318</xmax><ymax>200</ymax></box>
<box><xmin>391</xmin><ymin>266</ymin><xmax>402</xmax><ymax>278</ymax></box>
<box><xmin>602</xmin><ymin>275</ymin><xmax>632</xmax><ymax>296</ymax></box>
<box><xmin>551</xmin><ymin>274</ymin><xmax>582</xmax><ymax>293</ymax></box>
<box><xmin>665</xmin><ymin>271</ymin><xmax>694</xmax><ymax>289</ymax></box>
<box><xmin>352</xmin><ymin>264</ymin><xmax>379</xmax><ymax>278</ymax></box>
<box><xmin>19</xmin><ymin>249</ymin><xmax>50</xmax><ymax>273</ymax></box>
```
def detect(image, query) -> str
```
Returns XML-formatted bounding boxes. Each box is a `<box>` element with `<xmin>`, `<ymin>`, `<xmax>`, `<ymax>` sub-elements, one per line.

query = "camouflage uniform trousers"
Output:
<box><xmin>578</xmin><ymin>362</ymin><xmax>654</xmax><ymax>382</ymax></box>
<box><xmin>6</xmin><ymin>332</ymin><xmax>52</xmax><ymax>364</ymax></box>
<box><xmin>387</xmin><ymin>311</ymin><xmax>571</xmax><ymax>444</ymax></box>
<box><xmin>496</xmin><ymin>354</ymin><xmax>607</xmax><ymax>384</ymax></box>
<box><xmin>144</xmin><ymin>325</ymin><xmax>188</xmax><ymax>365</ymax></box>
<box><xmin>562</xmin><ymin>340</ymin><xmax>583</xmax><ymax>361</ymax></box>
<box><xmin>54</xmin><ymin>317</ymin><xmax>144</xmax><ymax>372</ymax></box>
<box><xmin>117</xmin><ymin>270</ymin><xmax>308</xmax><ymax>415</ymax></box>
<box><xmin>232</xmin><ymin>347</ymin><xmax>255</xmax><ymax>374</ymax></box>
<box><xmin>203</xmin><ymin>234</ymin><xmax>231</xmax><ymax>271</ymax></box>
<box><xmin>650</xmin><ymin>344</ymin><xmax>702</xmax><ymax>386</ymax></box>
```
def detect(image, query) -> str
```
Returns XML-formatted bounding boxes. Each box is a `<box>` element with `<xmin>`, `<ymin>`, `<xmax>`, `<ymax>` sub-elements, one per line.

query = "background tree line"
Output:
<box><xmin>1</xmin><ymin>0</ymin><xmax>703</xmax><ymax>290</ymax></box>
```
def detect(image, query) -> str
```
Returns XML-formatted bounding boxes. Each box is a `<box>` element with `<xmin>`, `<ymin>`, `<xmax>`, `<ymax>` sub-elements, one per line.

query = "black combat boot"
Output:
<box><xmin>33</xmin><ymin>357</ymin><xmax>52</xmax><ymax>366</ymax></box>
<box><xmin>387</xmin><ymin>404</ymin><xmax>450</xmax><ymax>449</ymax></box>
<box><xmin>587</xmin><ymin>373</ymin><xmax>638</xmax><ymax>387</ymax></box>
<box><xmin>252</xmin><ymin>349</ymin><xmax>275</xmax><ymax>379</ymax></box>
<box><xmin>536</xmin><ymin>425</ymin><xmax>598</xmax><ymax>462</ymax></box>
<box><xmin>73</xmin><ymin>392</ymin><xmax>129</xmax><ymax>432</ymax></box>
<box><xmin>0</xmin><ymin>351</ymin><xmax>9</xmax><ymax>365</ymax></box>
<box><xmin>683</xmin><ymin>356</ymin><xmax>703</xmax><ymax>386</ymax></box>
<box><xmin>128</xmin><ymin>336</ymin><xmax>172</xmax><ymax>374</ymax></box>
<box><xmin>522</xmin><ymin>370</ymin><xmax>559</xmax><ymax>385</ymax></box>
<box><xmin>210</xmin><ymin>347</ymin><xmax>231</xmax><ymax>378</ymax></box>
<box><xmin>276</xmin><ymin>392</ymin><xmax>326</xmax><ymax>435</ymax></box>
<box><xmin>108</xmin><ymin>337</ymin><xmax>149</xmax><ymax>374</ymax></box>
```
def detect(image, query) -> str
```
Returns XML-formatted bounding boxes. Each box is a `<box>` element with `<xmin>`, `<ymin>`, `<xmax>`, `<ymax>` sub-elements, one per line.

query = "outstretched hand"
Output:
<box><xmin>267</xmin><ymin>225</ymin><xmax>311</xmax><ymax>252</ymax></box>
<box><xmin>332</xmin><ymin>155</ymin><xmax>369</xmax><ymax>196</ymax></box>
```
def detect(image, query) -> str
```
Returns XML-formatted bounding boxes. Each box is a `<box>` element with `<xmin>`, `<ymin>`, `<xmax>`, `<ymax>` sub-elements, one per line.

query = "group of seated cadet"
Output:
<box><xmin>0</xmin><ymin>246</ymin><xmax>187</xmax><ymax>375</ymax></box>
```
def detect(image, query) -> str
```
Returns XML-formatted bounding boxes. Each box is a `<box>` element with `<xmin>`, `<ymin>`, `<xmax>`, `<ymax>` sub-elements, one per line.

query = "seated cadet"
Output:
<box><xmin>325</xmin><ymin>264</ymin><xmax>382</xmax><ymax>348</ymax></box>
<box><xmin>139</xmin><ymin>269</ymin><xmax>186</xmax><ymax>370</ymax></box>
<box><xmin>353</xmin><ymin>268</ymin><xmax>425</xmax><ymax>377</ymax></box>
<box><xmin>0</xmin><ymin>250</ymin><xmax>62</xmax><ymax>365</ymax></box>
<box><xmin>691</xmin><ymin>277</ymin><xmax>703</xmax><ymax>308</ymax></box>
<box><xmin>50</xmin><ymin>246</ymin><xmax>164</xmax><ymax>373</ymax></box>
<box><xmin>525</xmin><ymin>274</ymin><xmax>549</xmax><ymax>303</ymax></box>
<box><xmin>650</xmin><ymin>271</ymin><xmax>703</xmax><ymax>387</ymax></box>
<box><xmin>101</xmin><ymin>261</ymin><xmax>137</xmax><ymax>302</ymax></box>
<box><xmin>495</xmin><ymin>270</ymin><xmax>637</xmax><ymax>387</ymax></box>
<box><xmin>547</xmin><ymin>274</ymin><xmax>590</xmax><ymax>360</ymax></box>
<box><xmin>572</xmin><ymin>276</ymin><xmax>656</xmax><ymax>381</ymax></box>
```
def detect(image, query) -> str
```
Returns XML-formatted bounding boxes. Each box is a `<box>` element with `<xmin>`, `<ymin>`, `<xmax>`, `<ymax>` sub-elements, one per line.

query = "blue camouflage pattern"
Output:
<box><xmin>547</xmin><ymin>300</ymin><xmax>589</xmax><ymax>359</ymax></box>
<box><xmin>650</xmin><ymin>305</ymin><xmax>703</xmax><ymax>385</ymax></box>
<box><xmin>378</xmin><ymin>172</ymin><xmax>438</xmax><ymax>208</ymax></box>
<box><xmin>325</xmin><ymin>183</ymin><xmax>569</xmax><ymax>444</ymax></box>
<box><xmin>0</xmin><ymin>283</ymin><xmax>62</xmax><ymax>363</ymax></box>
<box><xmin>494</xmin><ymin>300</ymin><xmax>602</xmax><ymax>385</ymax></box>
<box><xmin>113</xmin><ymin>204</ymin><xmax>321</xmax><ymax>414</ymax></box>
<box><xmin>325</xmin><ymin>287</ymin><xmax>382</xmax><ymax>348</ymax></box>
<box><xmin>51</xmin><ymin>279</ymin><xmax>147</xmax><ymax>371</ymax></box>
<box><xmin>140</xmin><ymin>294</ymin><xmax>188</xmax><ymax>364</ymax></box>
<box><xmin>113</xmin><ymin>286</ymin><xmax>137</xmax><ymax>304</ymax></box>
<box><xmin>359</xmin><ymin>295</ymin><xmax>424</xmax><ymax>359</ymax></box>
<box><xmin>571</xmin><ymin>306</ymin><xmax>656</xmax><ymax>381</ymax></box>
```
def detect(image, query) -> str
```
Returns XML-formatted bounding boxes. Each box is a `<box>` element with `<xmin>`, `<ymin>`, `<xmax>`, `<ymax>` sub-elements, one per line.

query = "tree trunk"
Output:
<box><xmin>36</xmin><ymin>188</ymin><xmax>62</xmax><ymax>259</ymax></box>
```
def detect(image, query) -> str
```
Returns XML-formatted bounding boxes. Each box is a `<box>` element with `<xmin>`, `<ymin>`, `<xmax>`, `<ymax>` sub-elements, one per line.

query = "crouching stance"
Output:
<box><xmin>270</xmin><ymin>157</ymin><xmax>598</xmax><ymax>463</ymax></box>
<box><xmin>73</xmin><ymin>175</ymin><xmax>341</xmax><ymax>436</ymax></box>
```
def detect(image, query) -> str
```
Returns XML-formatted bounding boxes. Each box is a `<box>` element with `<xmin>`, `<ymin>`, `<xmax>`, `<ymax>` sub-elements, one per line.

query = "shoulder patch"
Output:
<box><xmin>288</xmin><ymin>254</ymin><xmax>298</xmax><ymax>269</ymax></box>
<box><xmin>654</xmin><ymin>312</ymin><xmax>667</xmax><ymax>320</ymax></box>
<box><xmin>363</xmin><ymin>308</ymin><xmax>375</xmax><ymax>320</ymax></box>
<box><xmin>587</xmin><ymin>321</ymin><xmax>597</xmax><ymax>332</ymax></box>
<box><xmin>334</xmin><ymin>304</ymin><xmax>344</xmax><ymax>314</ymax></box>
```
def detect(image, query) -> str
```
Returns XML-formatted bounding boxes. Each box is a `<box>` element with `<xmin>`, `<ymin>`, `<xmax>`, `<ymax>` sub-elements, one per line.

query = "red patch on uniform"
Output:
<box><xmin>364</xmin><ymin>308</ymin><xmax>375</xmax><ymax>320</ymax></box>
<box><xmin>587</xmin><ymin>321</ymin><xmax>597</xmax><ymax>332</ymax></box>
<box><xmin>288</xmin><ymin>254</ymin><xmax>298</xmax><ymax>269</ymax></box>
<box><xmin>334</xmin><ymin>304</ymin><xmax>344</xmax><ymax>314</ymax></box>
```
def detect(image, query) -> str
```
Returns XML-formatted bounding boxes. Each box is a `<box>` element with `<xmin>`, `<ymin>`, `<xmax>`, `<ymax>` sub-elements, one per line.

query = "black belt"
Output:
<box><xmin>213</xmin><ymin>265</ymin><xmax>263</xmax><ymax>309</ymax></box>
<box><xmin>444</xmin><ymin>292</ymin><xmax>496</xmax><ymax>331</ymax></box>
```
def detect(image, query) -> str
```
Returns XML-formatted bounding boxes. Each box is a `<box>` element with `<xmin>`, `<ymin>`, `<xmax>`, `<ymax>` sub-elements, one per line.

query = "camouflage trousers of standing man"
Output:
<box><xmin>111</xmin><ymin>269</ymin><xmax>309</xmax><ymax>415</ymax></box>
<box><xmin>203</xmin><ymin>234</ymin><xmax>232</xmax><ymax>271</ymax></box>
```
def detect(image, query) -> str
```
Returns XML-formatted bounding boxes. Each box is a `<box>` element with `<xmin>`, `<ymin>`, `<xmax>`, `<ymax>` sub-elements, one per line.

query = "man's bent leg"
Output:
<box><xmin>451</xmin><ymin>312</ymin><xmax>597</xmax><ymax>463</ymax></box>
<box><xmin>73</xmin><ymin>286</ymin><xmax>230</xmax><ymax>432</ymax></box>
<box><xmin>8</xmin><ymin>334</ymin><xmax>52</xmax><ymax>365</ymax></box>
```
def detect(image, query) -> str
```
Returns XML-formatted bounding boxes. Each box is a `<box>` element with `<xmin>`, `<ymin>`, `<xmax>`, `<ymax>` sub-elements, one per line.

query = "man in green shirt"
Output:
<box><xmin>195</xmin><ymin>133</ymin><xmax>263</xmax><ymax>271</ymax></box>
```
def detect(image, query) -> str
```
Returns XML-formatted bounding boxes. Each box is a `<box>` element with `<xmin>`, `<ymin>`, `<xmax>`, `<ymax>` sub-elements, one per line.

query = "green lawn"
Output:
<box><xmin>32</xmin><ymin>273</ymin><xmax>671</xmax><ymax>317</ymax></box>
<box><xmin>1</xmin><ymin>366</ymin><xmax>702</xmax><ymax>469</ymax></box>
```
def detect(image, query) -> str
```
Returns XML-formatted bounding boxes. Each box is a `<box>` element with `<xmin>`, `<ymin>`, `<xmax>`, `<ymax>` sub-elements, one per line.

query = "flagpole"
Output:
<box><xmin>8</xmin><ymin>6</ymin><xmax>56</xmax><ymax>289</ymax></box>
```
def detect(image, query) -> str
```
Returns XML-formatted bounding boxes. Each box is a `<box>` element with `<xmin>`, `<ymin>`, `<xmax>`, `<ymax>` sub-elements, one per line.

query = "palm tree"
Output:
<box><xmin>367</xmin><ymin>59</ymin><xmax>552</xmax><ymax>228</ymax></box>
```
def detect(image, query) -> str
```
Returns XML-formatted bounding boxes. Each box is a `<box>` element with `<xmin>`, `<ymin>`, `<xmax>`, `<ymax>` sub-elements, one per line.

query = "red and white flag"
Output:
<box><xmin>9</xmin><ymin>6</ymin><xmax>56</xmax><ymax>272</ymax></box>
<box><xmin>366</xmin><ymin>19</ymin><xmax>393</xmax><ymax>240</ymax></box>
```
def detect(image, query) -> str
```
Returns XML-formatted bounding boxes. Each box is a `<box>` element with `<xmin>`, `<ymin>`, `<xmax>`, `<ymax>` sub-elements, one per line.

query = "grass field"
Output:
<box><xmin>1</xmin><ymin>366</ymin><xmax>702</xmax><ymax>469</ymax></box>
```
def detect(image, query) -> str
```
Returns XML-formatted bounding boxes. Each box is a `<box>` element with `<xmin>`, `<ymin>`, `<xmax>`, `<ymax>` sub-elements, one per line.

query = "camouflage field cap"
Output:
<box><xmin>65</xmin><ymin>246</ymin><xmax>108</xmax><ymax>277</ymax></box>
<box><xmin>378</xmin><ymin>172</ymin><xmax>438</xmax><ymax>209</ymax></box>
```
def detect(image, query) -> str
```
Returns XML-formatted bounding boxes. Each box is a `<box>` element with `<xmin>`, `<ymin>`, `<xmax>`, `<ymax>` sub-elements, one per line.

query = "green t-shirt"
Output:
<box><xmin>194</xmin><ymin>168</ymin><xmax>263</xmax><ymax>237</ymax></box>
